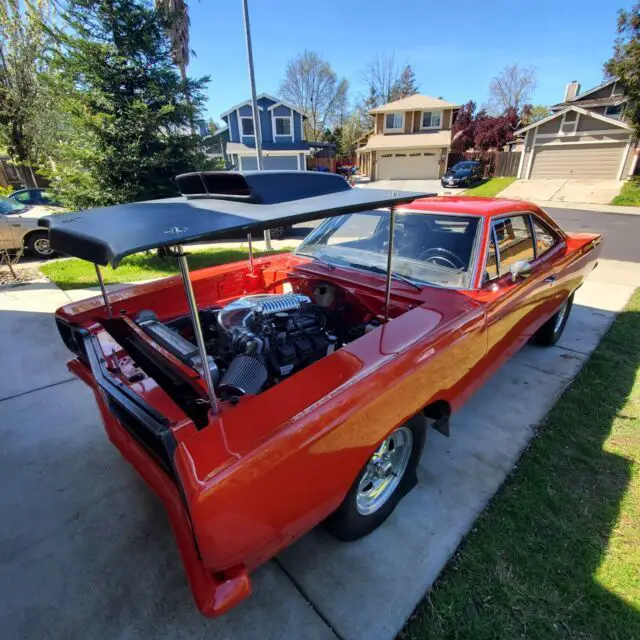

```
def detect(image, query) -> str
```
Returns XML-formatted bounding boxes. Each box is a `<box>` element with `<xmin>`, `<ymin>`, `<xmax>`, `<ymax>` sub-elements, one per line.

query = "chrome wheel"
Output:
<box><xmin>356</xmin><ymin>427</ymin><xmax>413</xmax><ymax>516</ymax></box>
<box><xmin>33</xmin><ymin>237</ymin><xmax>53</xmax><ymax>256</ymax></box>
<box><xmin>554</xmin><ymin>300</ymin><xmax>568</xmax><ymax>333</ymax></box>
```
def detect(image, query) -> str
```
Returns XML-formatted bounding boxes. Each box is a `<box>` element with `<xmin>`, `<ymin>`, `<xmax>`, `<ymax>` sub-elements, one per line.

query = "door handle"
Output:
<box><xmin>544</xmin><ymin>275</ymin><xmax>557</xmax><ymax>283</ymax></box>
<box><xmin>10</xmin><ymin>223</ymin><xmax>20</xmax><ymax>227</ymax></box>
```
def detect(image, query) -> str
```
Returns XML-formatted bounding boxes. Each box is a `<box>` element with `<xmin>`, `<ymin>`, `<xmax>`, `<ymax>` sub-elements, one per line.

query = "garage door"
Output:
<box><xmin>240</xmin><ymin>155</ymin><xmax>299</xmax><ymax>171</ymax></box>
<box><xmin>530</xmin><ymin>142</ymin><xmax>625</xmax><ymax>180</ymax></box>
<box><xmin>377</xmin><ymin>149</ymin><xmax>440</xmax><ymax>180</ymax></box>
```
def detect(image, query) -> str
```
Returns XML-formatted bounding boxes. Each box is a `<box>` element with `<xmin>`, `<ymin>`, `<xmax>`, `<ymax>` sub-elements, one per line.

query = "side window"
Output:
<box><xmin>493</xmin><ymin>215</ymin><xmax>535</xmax><ymax>274</ymax></box>
<box><xmin>532</xmin><ymin>217</ymin><xmax>558</xmax><ymax>257</ymax></box>
<box><xmin>13</xmin><ymin>192</ymin><xmax>30</xmax><ymax>203</ymax></box>
<box><xmin>485</xmin><ymin>231</ymin><xmax>499</xmax><ymax>281</ymax></box>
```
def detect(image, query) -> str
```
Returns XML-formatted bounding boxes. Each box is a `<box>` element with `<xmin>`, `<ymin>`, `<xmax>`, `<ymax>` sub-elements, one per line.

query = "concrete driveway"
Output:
<box><xmin>500</xmin><ymin>179</ymin><xmax>623</xmax><ymax>205</ymax></box>
<box><xmin>0</xmin><ymin>258</ymin><xmax>638</xmax><ymax>640</ymax></box>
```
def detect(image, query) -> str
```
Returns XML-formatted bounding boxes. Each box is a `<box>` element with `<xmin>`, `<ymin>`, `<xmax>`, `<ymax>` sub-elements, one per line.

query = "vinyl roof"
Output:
<box><xmin>40</xmin><ymin>171</ymin><xmax>429</xmax><ymax>268</ymax></box>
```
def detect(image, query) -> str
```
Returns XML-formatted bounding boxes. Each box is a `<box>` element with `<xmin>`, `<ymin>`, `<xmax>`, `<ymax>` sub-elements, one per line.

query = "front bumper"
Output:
<box><xmin>69</xmin><ymin>358</ymin><xmax>252</xmax><ymax>617</ymax></box>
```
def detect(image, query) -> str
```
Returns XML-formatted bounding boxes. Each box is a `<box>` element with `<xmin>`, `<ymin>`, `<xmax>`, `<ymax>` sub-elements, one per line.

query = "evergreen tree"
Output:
<box><xmin>46</xmin><ymin>0</ymin><xmax>211</xmax><ymax>209</ymax></box>
<box><xmin>390</xmin><ymin>65</ymin><xmax>419</xmax><ymax>101</ymax></box>
<box><xmin>605</xmin><ymin>4</ymin><xmax>640</xmax><ymax>137</ymax></box>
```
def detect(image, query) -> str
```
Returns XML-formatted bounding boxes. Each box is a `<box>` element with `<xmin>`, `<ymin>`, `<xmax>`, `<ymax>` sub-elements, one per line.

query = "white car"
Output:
<box><xmin>0</xmin><ymin>196</ymin><xmax>60</xmax><ymax>258</ymax></box>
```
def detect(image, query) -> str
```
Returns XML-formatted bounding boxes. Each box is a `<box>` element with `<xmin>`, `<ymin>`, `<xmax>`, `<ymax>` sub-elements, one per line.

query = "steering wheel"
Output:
<box><xmin>418</xmin><ymin>248</ymin><xmax>466</xmax><ymax>271</ymax></box>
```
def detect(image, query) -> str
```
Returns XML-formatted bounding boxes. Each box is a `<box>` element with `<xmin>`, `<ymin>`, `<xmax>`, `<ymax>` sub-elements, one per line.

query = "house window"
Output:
<box><xmin>421</xmin><ymin>111</ymin><xmax>442</xmax><ymax>129</ymax></box>
<box><xmin>275</xmin><ymin>117</ymin><xmax>292</xmax><ymax>136</ymax></box>
<box><xmin>241</xmin><ymin>117</ymin><xmax>255</xmax><ymax>136</ymax></box>
<box><xmin>605</xmin><ymin>104</ymin><xmax>623</xmax><ymax>120</ymax></box>
<box><xmin>380</xmin><ymin>153</ymin><xmax>392</xmax><ymax>157</ymax></box>
<box><xmin>384</xmin><ymin>113</ymin><xmax>403</xmax><ymax>131</ymax></box>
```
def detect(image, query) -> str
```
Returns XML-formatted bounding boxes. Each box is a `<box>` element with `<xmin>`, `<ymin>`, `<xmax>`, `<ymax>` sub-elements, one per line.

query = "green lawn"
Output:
<box><xmin>611</xmin><ymin>179</ymin><xmax>640</xmax><ymax>206</ymax></box>
<box><xmin>40</xmin><ymin>246</ymin><xmax>292</xmax><ymax>290</ymax></box>
<box><xmin>462</xmin><ymin>177</ymin><xmax>517</xmax><ymax>197</ymax></box>
<box><xmin>402</xmin><ymin>289</ymin><xmax>640</xmax><ymax>640</ymax></box>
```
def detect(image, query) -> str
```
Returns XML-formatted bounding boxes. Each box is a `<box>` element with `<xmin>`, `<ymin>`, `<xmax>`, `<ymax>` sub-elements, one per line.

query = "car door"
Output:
<box><xmin>476</xmin><ymin>213</ymin><xmax>562</xmax><ymax>371</ymax></box>
<box><xmin>0</xmin><ymin>214</ymin><xmax>13</xmax><ymax>250</ymax></box>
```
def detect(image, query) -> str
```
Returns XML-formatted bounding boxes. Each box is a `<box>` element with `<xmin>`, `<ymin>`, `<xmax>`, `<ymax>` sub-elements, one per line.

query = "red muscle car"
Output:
<box><xmin>42</xmin><ymin>171</ymin><xmax>601</xmax><ymax>617</ymax></box>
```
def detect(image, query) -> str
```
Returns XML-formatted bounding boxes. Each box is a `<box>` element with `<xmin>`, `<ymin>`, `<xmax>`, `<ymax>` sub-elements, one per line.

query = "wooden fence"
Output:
<box><xmin>447</xmin><ymin>151</ymin><xmax>522</xmax><ymax>178</ymax></box>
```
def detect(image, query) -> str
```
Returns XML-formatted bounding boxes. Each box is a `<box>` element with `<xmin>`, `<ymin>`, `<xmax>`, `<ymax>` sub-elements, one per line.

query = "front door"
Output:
<box><xmin>477</xmin><ymin>213</ymin><xmax>564</xmax><ymax>374</ymax></box>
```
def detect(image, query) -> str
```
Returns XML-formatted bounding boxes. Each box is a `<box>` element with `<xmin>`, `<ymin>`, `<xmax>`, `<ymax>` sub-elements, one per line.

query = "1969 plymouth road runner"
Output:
<box><xmin>42</xmin><ymin>171</ymin><xmax>601</xmax><ymax>617</ymax></box>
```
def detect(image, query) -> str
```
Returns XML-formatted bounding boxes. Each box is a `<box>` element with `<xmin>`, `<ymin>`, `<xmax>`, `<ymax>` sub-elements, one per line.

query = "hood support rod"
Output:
<box><xmin>94</xmin><ymin>265</ymin><xmax>113</xmax><ymax>318</ymax></box>
<box><xmin>247</xmin><ymin>232</ymin><xmax>254</xmax><ymax>274</ymax></box>
<box><xmin>383</xmin><ymin>205</ymin><xmax>396</xmax><ymax>323</ymax></box>
<box><xmin>176</xmin><ymin>249</ymin><xmax>219</xmax><ymax>415</ymax></box>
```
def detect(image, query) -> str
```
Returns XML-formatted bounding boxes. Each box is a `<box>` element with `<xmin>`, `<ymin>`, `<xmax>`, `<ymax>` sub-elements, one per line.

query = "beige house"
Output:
<box><xmin>514</xmin><ymin>78</ymin><xmax>638</xmax><ymax>181</ymax></box>
<box><xmin>357</xmin><ymin>95</ymin><xmax>460</xmax><ymax>181</ymax></box>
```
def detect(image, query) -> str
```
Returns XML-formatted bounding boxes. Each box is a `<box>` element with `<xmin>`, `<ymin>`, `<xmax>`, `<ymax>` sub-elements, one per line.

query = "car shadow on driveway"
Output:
<box><xmin>401</xmin><ymin>301</ymin><xmax>640</xmax><ymax>639</ymax></box>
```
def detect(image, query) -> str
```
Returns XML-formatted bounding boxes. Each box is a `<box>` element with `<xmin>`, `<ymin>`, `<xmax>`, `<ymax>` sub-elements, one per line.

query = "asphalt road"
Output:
<box><xmin>544</xmin><ymin>208</ymin><xmax>640</xmax><ymax>263</ymax></box>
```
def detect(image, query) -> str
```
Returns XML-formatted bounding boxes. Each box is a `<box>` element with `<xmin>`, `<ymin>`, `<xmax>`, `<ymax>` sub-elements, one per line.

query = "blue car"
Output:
<box><xmin>441</xmin><ymin>161</ymin><xmax>483</xmax><ymax>188</ymax></box>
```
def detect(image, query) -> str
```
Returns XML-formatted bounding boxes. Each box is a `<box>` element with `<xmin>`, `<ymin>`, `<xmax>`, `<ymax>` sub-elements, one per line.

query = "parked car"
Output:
<box><xmin>9</xmin><ymin>187</ymin><xmax>63</xmax><ymax>208</ymax></box>
<box><xmin>43</xmin><ymin>171</ymin><xmax>601</xmax><ymax>617</ymax></box>
<box><xmin>0</xmin><ymin>195</ymin><xmax>59</xmax><ymax>258</ymax></box>
<box><xmin>441</xmin><ymin>160</ymin><xmax>483</xmax><ymax>188</ymax></box>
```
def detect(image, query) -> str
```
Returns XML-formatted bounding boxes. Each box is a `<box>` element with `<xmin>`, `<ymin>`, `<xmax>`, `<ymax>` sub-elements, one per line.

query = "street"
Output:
<box><xmin>545</xmin><ymin>208</ymin><xmax>640</xmax><ymax>263</ymax></box>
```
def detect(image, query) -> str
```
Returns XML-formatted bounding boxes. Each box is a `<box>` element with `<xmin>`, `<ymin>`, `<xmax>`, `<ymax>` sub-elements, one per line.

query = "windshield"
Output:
<box><xmin>0</xmin><ymin>196</ymin><xmax>26</xmax><ymax>215</ymax></box>
<box><xmin>295</xmin><ymin>210</ymin><xmax>480</xmax><ymax>289</ymax></box>
<box><xmin>452</xmin><ymin>162</ymin><xmax>475</xmax><ymax>171</ymax></box>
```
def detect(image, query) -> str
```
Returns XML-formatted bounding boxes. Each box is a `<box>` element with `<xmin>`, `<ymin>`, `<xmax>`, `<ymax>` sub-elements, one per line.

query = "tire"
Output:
<box><xmin>533</xmin><ymin>293</ymin><xmax>574</xmax><ymax>347</ymax></box>
<box><xmin>269</xmin><ymin>226</ymin><xmax>286</xmax><ymax>240</ymax></box>
<box><xmin>27</xmin><ymin>231</ymin><xmax>55</xmax><ymax>258</ymax></box>
<box><xmin>326</xmin><ymin>414</ymin><xmax>427</xmax><ymax>541</ymax></box>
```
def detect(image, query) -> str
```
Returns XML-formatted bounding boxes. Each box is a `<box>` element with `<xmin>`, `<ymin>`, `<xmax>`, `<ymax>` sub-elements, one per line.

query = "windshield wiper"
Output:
<box><xmin>358</xmin><ymin>265</ymin><xmax>422</xmax><ymax>291</ymax></box>
<box><xmin>295</xmin><ymin>251</ymin><xmax>336</xmax><ymax>270</ymax></box>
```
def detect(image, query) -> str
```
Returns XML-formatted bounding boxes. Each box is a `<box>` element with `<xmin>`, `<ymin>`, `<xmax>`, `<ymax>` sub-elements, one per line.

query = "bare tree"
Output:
<box><xmin>279</xmin><ymin>50</ymin><xmax>349</xmax><ymax>141</ymax></box>
<box><xmin>360</xmin><ymin>53</ymin><xmax>400</xmax><ymax>109</ymax></box>
<box><xmin>488</xmin><ymin>64</ymin><xmax>537</xmax><ymax>115</ymax></box>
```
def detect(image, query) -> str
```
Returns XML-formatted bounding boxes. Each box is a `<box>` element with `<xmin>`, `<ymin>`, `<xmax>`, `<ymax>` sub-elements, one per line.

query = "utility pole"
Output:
<box><xmin>241</xmin><ymin>0</ymin><xmax>272</xmax><ymax>250</ymax></box>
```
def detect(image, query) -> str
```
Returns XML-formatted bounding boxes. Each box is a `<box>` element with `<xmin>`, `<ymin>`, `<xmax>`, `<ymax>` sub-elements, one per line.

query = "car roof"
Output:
<box><xmin>403</xmin><ymin>196</ymin><xmax>547</xmax><ymax>220</ymax></box>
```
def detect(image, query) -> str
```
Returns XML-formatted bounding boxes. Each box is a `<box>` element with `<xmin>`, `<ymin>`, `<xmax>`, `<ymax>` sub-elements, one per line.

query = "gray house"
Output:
<box><xmin>514</xmin><ymin>78</ymin><xmax>638</xmax><ymax>181</ymax></box>
<box><xmin>220</xmin><ymin>93</ymin><xmax>310</xmax><ymax>171</ymax></box>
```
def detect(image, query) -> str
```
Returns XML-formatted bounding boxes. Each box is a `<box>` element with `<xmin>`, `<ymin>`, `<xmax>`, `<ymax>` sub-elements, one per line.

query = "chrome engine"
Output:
<box><xmin>138</xmin><ymin>293</ymin><xmax>338</xmax><ymax>400</ymax></box>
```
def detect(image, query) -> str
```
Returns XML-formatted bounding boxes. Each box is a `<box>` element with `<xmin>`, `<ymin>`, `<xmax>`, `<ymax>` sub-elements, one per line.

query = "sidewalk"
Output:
<box><xmin>0</xmin><ymin>260</ymin><xmax>637</xmax><ymax>640</ymax></box>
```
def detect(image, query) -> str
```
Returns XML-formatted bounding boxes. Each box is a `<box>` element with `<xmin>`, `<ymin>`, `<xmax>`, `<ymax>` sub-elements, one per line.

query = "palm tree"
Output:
<box><xmin>155</xmin><ymin>0</ymin><xmax>194</xmax><ymax>130</ymax></box>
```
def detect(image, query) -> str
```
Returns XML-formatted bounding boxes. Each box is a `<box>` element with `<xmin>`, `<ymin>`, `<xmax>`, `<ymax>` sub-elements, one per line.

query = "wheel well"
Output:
<box><xmin>423</xmin><ymin>400</ymin><xmax>450</xmax><ymax>422</ymax></box>
<box><xmin>423</xmin><ymin>400</ymin><xmax>451</xmax><ymax>437</ymax></box>
<box><xmin>23</xmin><ymin>229</ymin><xmax>46</xmax><ymax>247</ymax></box>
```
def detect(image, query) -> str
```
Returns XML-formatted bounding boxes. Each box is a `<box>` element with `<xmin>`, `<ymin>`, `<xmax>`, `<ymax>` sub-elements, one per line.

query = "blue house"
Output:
<box><xmin>221</xmin><ymin>94</ymin><xmax>309</xmax><ymax>171</ymax></box>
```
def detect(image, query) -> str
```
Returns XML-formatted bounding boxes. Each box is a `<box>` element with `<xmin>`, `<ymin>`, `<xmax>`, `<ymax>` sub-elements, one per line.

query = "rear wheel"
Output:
<box><xmin>534</xmin><ymin>293</ymin><xmax>574</xmax><ymax>346</ymax></box>
<box><xmin>27</xmin><ymin>231</ymin><xmax>55</xmax><ymax>258</ymax></box>
<box><xmin>326</xmin><ymin>415</ymin><xmax>426</xmax><ymax>541</ymax></box>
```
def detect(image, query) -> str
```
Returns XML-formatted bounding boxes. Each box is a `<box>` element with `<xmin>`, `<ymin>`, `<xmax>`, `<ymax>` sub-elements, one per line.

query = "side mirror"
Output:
<box><xmin>510</xmin><ymin>260</ymin><xmax>532</xmax><ymax>282</ymax></box>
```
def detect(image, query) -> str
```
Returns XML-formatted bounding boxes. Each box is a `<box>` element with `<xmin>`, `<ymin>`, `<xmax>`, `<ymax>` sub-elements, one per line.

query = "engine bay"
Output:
<box><xmin>131</xmin><ymin>281</ymin><xmax>381</xmax><ymax>403</ymax></box>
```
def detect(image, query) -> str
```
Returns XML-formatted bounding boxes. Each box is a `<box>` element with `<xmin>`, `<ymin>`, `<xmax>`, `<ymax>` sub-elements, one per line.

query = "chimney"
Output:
<box><xmin>564</xmin><ymin>81</ymin><xmax>580</xmax><ymax>102</ymax></box>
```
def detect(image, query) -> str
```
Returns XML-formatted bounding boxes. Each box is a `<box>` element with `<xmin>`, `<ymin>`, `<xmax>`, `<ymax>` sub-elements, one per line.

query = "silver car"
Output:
<box><xmin>0</xmin><ymin>195</ymin><xmax>59</xmax><ymax>258</ymax></box>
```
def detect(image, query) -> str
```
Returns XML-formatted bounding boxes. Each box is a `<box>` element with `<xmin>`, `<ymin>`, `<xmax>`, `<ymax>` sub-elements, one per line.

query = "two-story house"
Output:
<box><xmin>356</xmin><ymin>95</ymin><xmax>460</xmax><ymax>181</ymax></box>
<box><xmin>513</xmin><ymin>78</ymin><xmax>638</xmax><ymax>181</ymax></box>
<box><xmin>221</xmin><ymin>93</ymin><xmax>310</xmax><ymax>171</ymax></box>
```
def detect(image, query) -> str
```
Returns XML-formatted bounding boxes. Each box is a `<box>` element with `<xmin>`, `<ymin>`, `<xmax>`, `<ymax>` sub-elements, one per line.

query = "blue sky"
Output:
<box><xmin>186</xmin><ymin>0</ymin><xmax>633</xmax><ymax>123</ymax></box>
